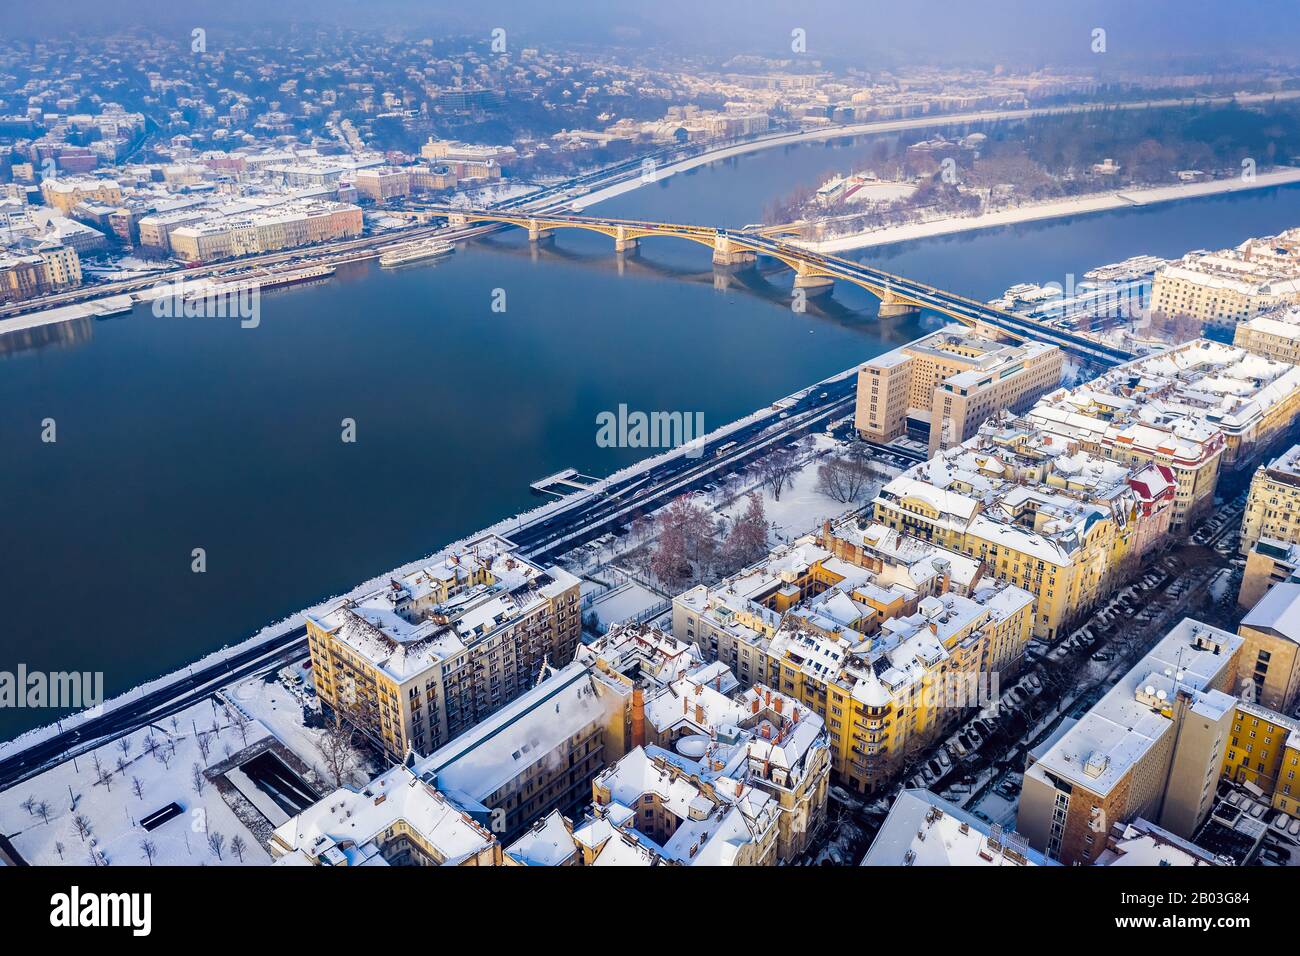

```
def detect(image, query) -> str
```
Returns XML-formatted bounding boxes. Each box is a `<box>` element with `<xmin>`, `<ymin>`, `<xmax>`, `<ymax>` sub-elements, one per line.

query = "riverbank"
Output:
<box><xmin>802</xmin><ymin>167</ymin><xmax>1300</xmax><ymax>253</ymax></box>
<box><xmin>575</xmin><ymin>90</ymin><xmax>1300</xmax><ymax>213</ymax></box>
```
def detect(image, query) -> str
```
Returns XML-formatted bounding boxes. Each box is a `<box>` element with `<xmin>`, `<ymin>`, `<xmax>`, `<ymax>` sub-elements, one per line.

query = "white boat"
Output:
<box><xmin>379</xmin><ymin>239</ymin><xmax>455</xmax><ymax>268</ymax></box>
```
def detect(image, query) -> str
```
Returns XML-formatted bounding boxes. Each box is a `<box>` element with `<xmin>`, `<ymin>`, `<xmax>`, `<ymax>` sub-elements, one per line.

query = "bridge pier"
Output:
<box><xmin>527</xmin><ymin>219</ymin><xmax>555</xmax><ymax>242</ymax></box>
<box><xmin>614</xmin><ymin>227</ymin><xmax>639</xmax><ymax>254</ymax></box>
<box><xmin>712</xmin><ymin>236</ymin><xmax>756</xmax><ymax>268</ymax></box>
<box><xmin>793</xmin><ymin>268</ymin><xmax>834</xmax><ymax>296</ymax></box>
<box><xmin>877</xmin><ymin>290</ymin><xmax>921</xmax><ymax>317</ymax></box>
<box><xmin>447</xmin><ymin>213</ymin><xmax>468</xmax><ymax>228</ymax></box>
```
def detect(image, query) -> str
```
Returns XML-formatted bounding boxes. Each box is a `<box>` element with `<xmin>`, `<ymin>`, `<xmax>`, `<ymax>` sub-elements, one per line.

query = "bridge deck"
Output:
<box><xmin>432</xmin><ymin>207</ymin><xmax>1136</xmax><ymax>366</ymax></box>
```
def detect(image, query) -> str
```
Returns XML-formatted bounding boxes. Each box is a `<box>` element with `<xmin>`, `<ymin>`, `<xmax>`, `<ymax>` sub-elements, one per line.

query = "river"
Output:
<box><xmin>2</xmin><ymin>132</ymin><xmax>1299</xmax><ymax>741</ymax></box>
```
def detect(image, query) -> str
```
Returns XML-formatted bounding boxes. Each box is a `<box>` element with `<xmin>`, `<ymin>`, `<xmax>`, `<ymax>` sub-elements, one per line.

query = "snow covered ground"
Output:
<box><xmin>226</xmin><ymin>668</ymin><xmax>371</xmax><ymax>791</ymax></box>
<box><xmin>0</xmin><ymin>699</ymin><xmax>272</xmax><ymax>866</ymax></box>
<box><xmin>804</xmin><ymin>166</ymin><xmax>1300</xmax><ymax>254</ymax></box>
<box><xmin>719</xmin><ymin>434</ymin><xmax>879</xmax><ymax>546</ymax></box>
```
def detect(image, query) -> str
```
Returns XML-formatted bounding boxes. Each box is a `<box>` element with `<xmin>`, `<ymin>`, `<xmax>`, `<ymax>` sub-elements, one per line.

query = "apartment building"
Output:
<box><xmin>673</xmin><ymin>536</ymin><xmax>920</xmax><ymax>691</ymax></box>
<box><xmin>855</xmin><ymin>326</ymin><xmax>1063</xmax><ymax>455</ymax></box>
<box><xmin>1018</xmin><ymin>619</ymin><xmax>1243</xmax><ymax>865</ymax></box>
<box><xmin>1150</xmin><ymin>228</ymin><xmax>1300</xmax><ymax>331</ymax></box>
<box><xmin>770</xmin><ymin>585</ymin><xmax>1031</xmax><ymax>793</ymax></box>
<box><xmin>1236</xmin><ymin>581</ymin><xmax>1300</xmax><ymax>713</ymax></box>
<box><xmin>674</xmin><ymin>522</ymin><xmax>1034</xmax><ymax>793</ymax></box>
<box><xmin>137</xmin><ymin>207</ymin><xmax>215</xmax><ymax>253</ymax></box>
<box><xmin>38</xmin><ymin>175</ymin><xmax>123</xmax><ymax>214</ymax></box>
<box><xmin>587</xmin><ymin>745</ymin><xmax>783</xmax><ymax>865</ymax></box>
<box><xmin>412</xmin><ymin>660</ymin><xmax>633</xmax><ymax>843</ymax></box>
<box><xmin>1240</xmin><ymin>538</ymin><xmax>1300</xmax><ymax>609</ymax></box>
<box><xmin>0</xmin><ymin>253</ymin><xmax>43</xmax><ymax>301</ymax></box>
<box><xmin>579</xmin><ymin>625</ymin><xmax>830</xmax><ymax>861</ymax></box>
<box><xmin>870</xmin><ymin>419</ymin><xmax>1173</xmax><ymax>639</ymax></box>
<box><xmin>306</xmin><ymin>533</ymin><xmax>582</xmax><ymax>761</ymax></box>
<box><xmin>1219</xmin><ymin>697</ymin><xmax>1300</xmax><ymax>815</ymax></box>
<box><xmin>1241</xmin><ymin>443</ymin><xmax>1300</xmax><ymax>555</ymax></box>
<box><xmin>168</xmin><ymin>200</ymin><xmax>362</xmax><ymax>263</ymax></box>
<box><xmin>1234</xmin><ymin>305</ymin><xmax>1300</xmax><ymax>365</ymax></box>
<box><xmin>1023</xmin><ymin>340</ymin><xmax>1300</xmax><ymax>522</ymax></box>
<box><xmin>0</xmin><ymin>239</ymin><xmax>82</xmax><ymax>302</ymax></box>
<box><xmin>353</xmin><ymin>166</ymin><xmax>411</xmax><ymax>202</ymax></box>
<box><xmin>269</xmin><ymin>763</ymin><xmax>502</xmax><ymax>866</ymax></box>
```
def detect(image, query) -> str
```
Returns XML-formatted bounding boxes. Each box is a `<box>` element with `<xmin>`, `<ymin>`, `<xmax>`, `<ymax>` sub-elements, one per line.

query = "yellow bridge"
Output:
<box><xmin>440</xmin><ymin>208</ymin><xmax>1134</xmax><ymax>364</ymax></box>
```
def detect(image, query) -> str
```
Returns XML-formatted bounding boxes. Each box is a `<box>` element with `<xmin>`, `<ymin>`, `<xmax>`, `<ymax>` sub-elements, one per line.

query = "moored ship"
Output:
<box><xmin>379</xmin><ymin>239</ymin><xmax>455</xmax><ymax>268</ymax></box>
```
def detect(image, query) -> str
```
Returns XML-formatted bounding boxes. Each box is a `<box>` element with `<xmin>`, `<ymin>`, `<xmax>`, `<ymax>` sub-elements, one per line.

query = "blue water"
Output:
<box><xmin>1</xmin><ymin>131</ymin><xmax>1298</xmax><ymax>741</ymax></box>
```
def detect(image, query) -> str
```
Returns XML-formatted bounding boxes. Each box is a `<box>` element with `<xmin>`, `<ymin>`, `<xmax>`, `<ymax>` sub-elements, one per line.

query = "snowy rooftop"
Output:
<box><xmin>309</xmin><ymin>534</ymin><xmax>578</xmax><ymax>681</ymax></box>
<box><xmin>504</xmin><ymin>810</ymin><xmax>579</xmax><ymax>866</ymax></box>
<box><xmin>1240</xmin><ymin>580</ymin><xmax>1300</xmax><ymax>645</ymax></box>
<box><xmin>591</xmin><ymin>746</ymin><xmax>779</xmax><ymax>866</ymax></box>
<box><xmin>1027</xmin><ymin>618</ymin><xmax>1241</xmax><ymax>798</ymax></box>
<box><xmin>862</xmin><ymin>789</ymin><xmax>1054</xmax><ymax>866</ymax></box>
<box><xmin>271</xmin><ymin>764</ymin><xmax>496</xmax><ymax>866</ymax></box>
<box><xmin>1095</xmin><ymin>818</ymin><xmax>1222</xmax><ymax>866</ymax></box>
<box><xmin>576</xmin><ymin>621</ymin><xmax>705</xmax><ymax>688</ymax></box>
<box><xmin>416</xmin><ymin>661</ymin><xmax>624</xmax><ymax>805</ymax></box>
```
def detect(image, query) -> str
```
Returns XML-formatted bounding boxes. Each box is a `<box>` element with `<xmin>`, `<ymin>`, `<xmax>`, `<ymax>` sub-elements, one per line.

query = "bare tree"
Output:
<box><xmin>54</xmin><ymin>841</ymin><xmax>64</xmax><ymax>860</ymax></box>
<box><xmin>191</xmin><ymin>762</ymin><xmax>206</xmax><ymax>795</ymax></box>
<box><xmin>650</xmin><ymin>496</ymin><xmax>696</xmax><ymax>592</ymax></box>
<box><xmin>206</xmin><ymin>830</ymin><xmax>226</xmax><ymax>861</ymax></box>
<box><xmin>230</xmin><ymin>834</ymin><xmax>247</xmax><ymax>863</ymax></box>
<box><xmin>35</xmin><ymin>801</ymin><xmax>51</xmax><ymax>825</ymax></box>
<box><xmin>139</xmin><ymin>838</ymin><xmax>157</xmax><ymax>866</ymax></box>
<box><xmin>20</xmin><ymin>796</ymin><xmax>35</xmax><ymax>817</ymax></box>
<box><xmin>73</xmin><ymin>814</ymin><xmax>92</xmax><ymax>842</ymax></box>
<box><xmin>131</xmin><ymin>776</ymin><xmax>145</xmax><ymax>800</ymax></box>
<box><xmin>817</xmin><ymin>444</ymin><xmax>874</xmax><ymax>504</ymax></box>
<box><xmin>759</xmin><ymin>448</ymin><xmax>799</xmax><ymax>502</ymax></box>
<box><xmin>723</xmin><ymin>492</ymin><xmax>770</xmax><ymax>572</ymax></box>
<box><xmin>319</xmin><ymin>712</ymin><xmax>362</xmax><ymax>789</ymax></box>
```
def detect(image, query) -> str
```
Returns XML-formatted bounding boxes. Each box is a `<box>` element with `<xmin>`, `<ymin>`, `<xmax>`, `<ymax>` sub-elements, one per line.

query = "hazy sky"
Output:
<box><xmin>6</xmin><ymin>0</ymin><xmax>1294</xmax><ymax>68</ymax></box>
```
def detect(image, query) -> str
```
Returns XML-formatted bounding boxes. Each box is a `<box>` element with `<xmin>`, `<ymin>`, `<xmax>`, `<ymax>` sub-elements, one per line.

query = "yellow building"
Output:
<box><xmin>673</xmin><ymin>525</ymin><xmax>1033</xmax><ymax>794</ymax></box>
<box><xmin>870</xmin><ymin>432</ymin><xmax>1149</xmax><ymax>640</ymax></box>
<box><xmin>39</xmin><ymin>176</ymin><xmax>122</xmax><ymax>215</ymax></box>
<box><xmin>1241</xmin><ymin>444</ymin><xmax>1300</xmax><ymax>556</ymax></box>
<box><xmin>168</xmin><ymin>200</ymin><xmax>362</xmax><ymax>263</ymax></box>
<box><xmin>1149</xmin><ymin>228</ymin><xmax>1300</xmax><ymax>332</ymax></box>
<box><xmin>306</xmin><ymin>534</ymin><xmax>582</xmax><ymax>761</ymax></box>
<box><xmin>855</xmin><ymin>326</ymin><xmax>1063</xmax><ymax>455</ymax></box>
<box><xmin>1032</xmin><ymin>340</ymin><xmax>1300</xmax><ymax>481</ymax></box>
<box><xmin>1234</xmin><ymin>305</ymin><xmax>1300</xmax><ymax>365</ymax></box>
<box><xmin>1220</xmin><ymin>699</ymin><xmax>1300</xmax><ymax>814</ymax></box>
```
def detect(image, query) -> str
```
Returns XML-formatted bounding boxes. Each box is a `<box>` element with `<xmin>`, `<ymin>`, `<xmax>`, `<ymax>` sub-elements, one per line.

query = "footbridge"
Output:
<box><xmin>439</xmin><ymin>207</ymin><xmax>1135</xmax><ymax>366</ymax></box>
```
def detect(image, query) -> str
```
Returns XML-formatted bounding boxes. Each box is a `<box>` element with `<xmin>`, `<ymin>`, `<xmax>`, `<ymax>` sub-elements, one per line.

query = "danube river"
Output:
<box><xmin>3</xmin><ymin>134</ymin><xmax>1300</xmax><ymax>741</ymax></box>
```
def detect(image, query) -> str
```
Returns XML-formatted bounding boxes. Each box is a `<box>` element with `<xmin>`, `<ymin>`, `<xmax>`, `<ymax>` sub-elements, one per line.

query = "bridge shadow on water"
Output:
<box><xmin>466</xmin><ymin>233</ymin><xmax>915</xmax><ymax>337</ymax></box>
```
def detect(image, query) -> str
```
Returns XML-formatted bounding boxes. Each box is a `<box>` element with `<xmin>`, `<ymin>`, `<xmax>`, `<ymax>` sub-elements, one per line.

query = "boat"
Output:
<box><xmin>379</xmin><ymin>239</ymin><xmax>456</xmax><ymax>268</ymax></box>
<box><xmin>181</xmin><ymin>264</ymin><xmax>336</xmax><ymax>302</ymax></box>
